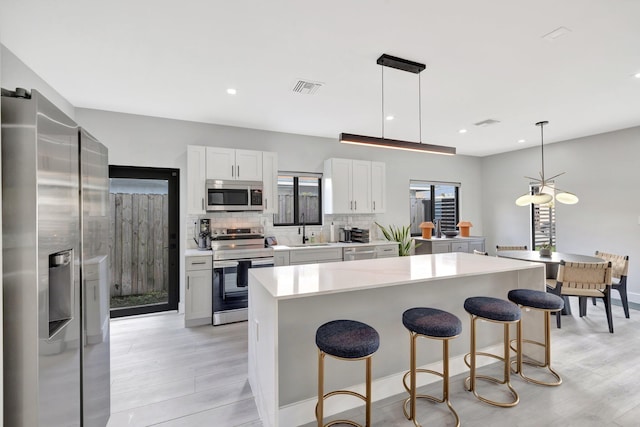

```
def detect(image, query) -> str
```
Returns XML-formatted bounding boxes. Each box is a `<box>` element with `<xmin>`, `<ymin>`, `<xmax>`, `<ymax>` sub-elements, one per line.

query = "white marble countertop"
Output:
<box><xmin>414</xmin><ymin>236</ymin><xmax>485</xmax><ymax>241</ymax></box>
<box><xmin>185</xmin><ymin>249</ymin><xmax>213</xmax><ymax>257</ymax></box>
<box><xmin>271</xmin><ymin>240</ymin><xmax>396</xmax><ymax>251</ymax></box>
<box><xmin>249</xmin><ymin>252</ymin><xmax>543</xmax><ymax>300</ymax></box>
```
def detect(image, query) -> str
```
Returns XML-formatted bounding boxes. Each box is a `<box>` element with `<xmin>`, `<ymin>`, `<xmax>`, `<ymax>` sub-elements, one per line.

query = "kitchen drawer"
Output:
<box><xmin>289</xmin><ymin>247</ymin><xmax>343</xmax><ymax>265</ymax></box>
<box><xmin>186</xmin><ymin>256</ymin><xmax>212</xmax><ymax>271</ymax></box>
<box><xmin>375</xmin><ymin>244</ymin><xmax>399</xmax><ymax>258</ymax></box>
<box><xmin>430</xmin><ymin>242</ymin><xmax>450</xmax><ymax>254</ymax></box>
<box><xmin>450</xmin><ymin>242</ymin><xmax>469</xmax><ymax>253</ymax></box>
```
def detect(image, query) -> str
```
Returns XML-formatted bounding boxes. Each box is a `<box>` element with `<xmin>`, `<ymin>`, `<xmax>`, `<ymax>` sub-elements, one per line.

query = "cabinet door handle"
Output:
<box><xmin>350</xmin><ymin>200</ymin><xmax>353</xmax><ymax>210</ymax></box>
<box><xmin>187</xmin><ymin>276</ymin><xmax>190</xmax><ymax>290</ymax></box>
<box><xmin>201</xmin><ymin>198</ymin><xmax>204</xmax><ymax>210</ymax></box>
<box><xmin>373</xmin><ymin>201</ymin><xmax>376</xmax><ymax>210</ymax></box>
<box><xmin>354</xmin><ymin>200</ymin><xmax>357</xmax><ymax>210</ymax></box>
<box><xmin>265</xmin><ymin>198</ymin><xmax>268</xmax><ymax>210</ymax></box>
<box><xmin>192</xmin><ymin>261</ymin><xmax>206</xmax><ymax>265</ymax></box>
<box><xmin>237</xmin><ymin>165</ymin><xmax>240</xmax><ymax>177</ymax></box>
<box><xmin>231</xmin><ymin>165</ymin><xmax>234</xmax><ymax>177</ymax></box>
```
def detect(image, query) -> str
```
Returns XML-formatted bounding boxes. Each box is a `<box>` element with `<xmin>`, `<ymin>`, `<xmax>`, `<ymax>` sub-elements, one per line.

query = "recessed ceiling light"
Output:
<box><xmin>518</xmin><ymin>139</ymin><xmax>526</xmax><ymax>143</ymax></box>
<box><xmin>385</xmin><ymin>115</ymin><xmax>395</xmax><ymax>121</ymax></box>
<box><xmin>634</xmin><ymin>72</ymin><xmax>640</xmax><ymax>79</ymax></box>
<box><xmin>458</xmin><ymin>129</ymin><xmax>467</xmax><ymax>134</ymax></box>
<box><xmin>226</xmin><ymin>88</ymin><xmax>237</xmax><ymax>95</ymax></box>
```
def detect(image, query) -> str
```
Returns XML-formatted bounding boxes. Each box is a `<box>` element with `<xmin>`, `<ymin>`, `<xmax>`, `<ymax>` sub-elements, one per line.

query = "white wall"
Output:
<box><xmin>1</xmin><ymin>45</ymin><xmax>75</xmax><ymax>119</ymax></box>
<box><xmin>75</xmin><ymin>108</ymin><xmax>484</xmax><ymax>311</ymax></box>
<box><xmin>482</xmin><ymin>126</ymin><xmax>640</xmax><ymax>304</ymax></box>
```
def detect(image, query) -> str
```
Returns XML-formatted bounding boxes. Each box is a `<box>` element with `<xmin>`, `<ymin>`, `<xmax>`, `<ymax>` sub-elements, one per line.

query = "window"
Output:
<box><xmin>274</xmin><ymin>172</ymin><xmax>322</xmax><ymax>226</ymax></box>
<box><xmin>409</xmin><ymin>180</ymin><xmax>460</xmax><ymax>236</ymax></box>
<box><xmin>530</xmin><ymin>184</ymin><xmax>556</xmax><ymax>250</ymax></box>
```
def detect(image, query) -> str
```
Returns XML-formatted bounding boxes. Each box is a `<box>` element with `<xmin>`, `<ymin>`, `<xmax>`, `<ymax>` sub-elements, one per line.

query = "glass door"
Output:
<box><xmin>109</xmin><ymin>166</ymin><xmax>179</xmax><ymax>317</ymax></box>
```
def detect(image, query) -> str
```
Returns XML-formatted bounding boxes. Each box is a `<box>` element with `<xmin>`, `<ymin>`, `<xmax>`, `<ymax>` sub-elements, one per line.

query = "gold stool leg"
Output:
<box><xmin>464</xmin><ymin>315</ymin><xmax>520</xmax><ymax>407</ymax></box>
<box><xmin>403</xmin><ymin>331</ymin><xmax>460</xmax><ymax>427</ymax></box>
<box><xmin>317</xmin><ymin>349</ymin><xmax>324</xmax><ymax>427</ymax></box>
<box><xmin>513</xmin><ymin>309</ymin><xmax>562</xmax><ymax>386</ymax></box>
<box><xmin>365</xmin><ymin>355</ymin><xmax>372</xmax><ymax>427</ymax></box>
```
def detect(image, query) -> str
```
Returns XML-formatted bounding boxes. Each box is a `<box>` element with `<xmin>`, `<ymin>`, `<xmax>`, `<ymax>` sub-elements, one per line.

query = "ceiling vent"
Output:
<box><xmin>292</xmin><ymin>80</ymin><xmax>323</xmax><ymax>95</ymax></box>
<box><xmin>473</xmin><ymin>119</ymin><xmax>501</xmax><ymax>127</ymax></box>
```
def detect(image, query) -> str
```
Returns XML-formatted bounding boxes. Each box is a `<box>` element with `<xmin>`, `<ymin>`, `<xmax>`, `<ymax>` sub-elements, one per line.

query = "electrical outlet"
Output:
<box><xmin>255</xmin><ymin>319</ymin><xmax>259</xmax><ymax>342</ymax></box>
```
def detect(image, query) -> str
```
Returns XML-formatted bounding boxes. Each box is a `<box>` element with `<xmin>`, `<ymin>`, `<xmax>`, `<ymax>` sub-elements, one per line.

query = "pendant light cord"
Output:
<box><xmin>381</xmin><ymin>64</ymin><xmax>385</xmax><ymax>139</ymax></box>
<box><xmin>540</xmin><ymin>121</ymin><xmax>545</xmax><ymax>182</ymax></box>
<box><xmin>418</xmin><ymin>72</ymin><xmax>422</xmax><ymax>143</ymax></box>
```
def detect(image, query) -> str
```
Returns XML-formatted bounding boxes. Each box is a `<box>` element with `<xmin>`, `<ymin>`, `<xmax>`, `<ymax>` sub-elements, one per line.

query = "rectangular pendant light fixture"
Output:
<box><xmin>340</xmin><ymin>133</ymin><xmax>456</xmax><ymax>155</ymax></box>
<box><xmin>339</xmin><ymin>54</ymin><xmax>456</xmax><ymax>156</ymax></box>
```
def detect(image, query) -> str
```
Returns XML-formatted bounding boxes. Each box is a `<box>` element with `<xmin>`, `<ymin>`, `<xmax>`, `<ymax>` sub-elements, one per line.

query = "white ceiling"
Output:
<box><xmin>2</xmin><ymin>0</ymin><xmax>640</xmax><ymax>156</ymax></box>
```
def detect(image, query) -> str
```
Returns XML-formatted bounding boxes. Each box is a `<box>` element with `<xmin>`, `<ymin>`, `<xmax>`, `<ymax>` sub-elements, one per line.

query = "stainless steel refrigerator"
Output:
<box><xmin>2</xmin><ymin>89</ymin><xmax>110</xmax><ymax>426</ymax></box>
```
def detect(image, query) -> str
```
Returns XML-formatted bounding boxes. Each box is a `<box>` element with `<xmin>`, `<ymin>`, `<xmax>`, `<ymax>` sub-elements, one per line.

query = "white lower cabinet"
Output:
<box><xmin>274</xmin><ymin>251</ymin><xmax>290</xmax><ymax>266</ymax></box>
<box><xmin>289</xmin><ymin>247</ymin><xmax>343</xmax><ymax>265</ymax></box>
<box><xmin>185</xmin><ymin>255</ymin><xmax>212</xmax><ymax>327</ymax></box>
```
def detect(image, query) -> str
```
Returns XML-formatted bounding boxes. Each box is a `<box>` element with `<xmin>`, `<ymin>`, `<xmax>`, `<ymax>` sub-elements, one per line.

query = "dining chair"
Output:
<box><xmin>496</xmin><ymin>245</ymin><xmax>527</xmax><ymax>251</ymax></box>
<box><xmin>546</xmin><ymin>260</ymin><xmax>614</xmax><ymax>333</ymax></box>
<box><xmin>591</xmin><ymin>251</ymin><xmax>630</xmax><ymax>318</ymax></box>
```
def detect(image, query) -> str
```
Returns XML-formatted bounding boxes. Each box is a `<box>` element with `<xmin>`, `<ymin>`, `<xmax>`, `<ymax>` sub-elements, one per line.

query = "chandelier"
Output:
<box><xmin>515</xmin><ymin>121</ymin><xmax>579</xmax><ymax>206</ymax></box>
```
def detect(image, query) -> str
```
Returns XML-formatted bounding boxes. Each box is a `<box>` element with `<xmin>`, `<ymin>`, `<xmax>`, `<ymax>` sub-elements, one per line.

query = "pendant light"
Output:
<box><xmin>515</xmin><ymin>121</ymin><xmax>579</xmax><ymax>206</ymax></box>
<box><xmin>340</xmin><ymin>54</ymin><xmax>456</xmax><ymax>156</ymax></box>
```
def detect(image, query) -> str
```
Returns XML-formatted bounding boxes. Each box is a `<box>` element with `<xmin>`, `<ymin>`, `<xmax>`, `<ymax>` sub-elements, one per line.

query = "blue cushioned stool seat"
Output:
<box><xmin>402</xmin><ymin>307</ymin><xmax>462</xmax><ymax>337</ymax></box>
<box><xmin>464</xmin><ymin>296</ymin><xmax>521</xmax><ymax>321</ymax></box>
<box><xmin>316</xmin><ymin>319</ymin><xmax>380</xmax><ymax>359</ymax></box>
<box><xmin>508</xmin><ymin>289</ymin><xmax>564</xmax><ymax>311</ymax></box>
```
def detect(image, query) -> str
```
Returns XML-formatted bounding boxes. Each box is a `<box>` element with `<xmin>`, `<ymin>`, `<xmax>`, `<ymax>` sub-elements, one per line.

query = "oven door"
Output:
<box><xmin>212</xmin><ymin>257</ymin><xmax>274</xmax><ymax>325</ymax></box>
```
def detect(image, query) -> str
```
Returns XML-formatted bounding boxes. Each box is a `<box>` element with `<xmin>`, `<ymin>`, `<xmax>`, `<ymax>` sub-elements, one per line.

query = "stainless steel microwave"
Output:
<box><xmin>205</xmin><ymin>180</ymin><xmax>263</xmax><ymax>211</ymax></box>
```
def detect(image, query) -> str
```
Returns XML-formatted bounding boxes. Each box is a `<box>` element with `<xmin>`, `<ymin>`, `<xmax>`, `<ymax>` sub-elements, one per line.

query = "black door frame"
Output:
<box><xmin>109</xmin><ymin>165</ymin><xmax>180</xmax><ymax>318</ymax></box>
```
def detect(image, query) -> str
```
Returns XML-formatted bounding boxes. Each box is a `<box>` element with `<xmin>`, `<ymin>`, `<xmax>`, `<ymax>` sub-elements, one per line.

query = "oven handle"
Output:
<box><xmin>251</xmin><ymin>258</ymin><xmax>275</xmax><ymax>267</ymax></box>
<box><xmin>213</xmin><ymin>260</ymin><xmax>239</xmax><ymax>269</ymax></box>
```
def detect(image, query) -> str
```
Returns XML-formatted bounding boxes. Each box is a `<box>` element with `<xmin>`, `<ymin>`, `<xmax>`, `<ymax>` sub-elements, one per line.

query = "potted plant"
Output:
<box><xmin>539</xmin><ymin>242</ymin><xmax>552</xmax><ymax>257</ymax></box>
<box><xmin>375</xmin><ymin>222</ymin><xmax>420</xmax><ymax>256</ymax></box>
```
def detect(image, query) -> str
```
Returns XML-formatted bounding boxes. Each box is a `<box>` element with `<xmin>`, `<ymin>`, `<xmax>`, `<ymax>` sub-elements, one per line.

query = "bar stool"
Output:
<box><xmin>402</xmin><ymin>307</ymin><xmax>462</xmax><ymax>427</ymax></box>
<box><xmin>463</xmin><ymin>296</ymin><xmax>521</xmax><ymax>407</ymax></box>
<box><xmin>507</xmin><ymin>289</ymin><xmax>564</xmax><ymax>386</ymax></box>
<box><xmin>315</xmin><ymin>319</ymin><xmax>380</xmax><ymax>427</ymax></box>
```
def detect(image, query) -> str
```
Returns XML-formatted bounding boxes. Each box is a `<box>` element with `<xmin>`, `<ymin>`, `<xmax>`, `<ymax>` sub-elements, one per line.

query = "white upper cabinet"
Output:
<box><xmin>206</xmin><ymin>147</ymin><xmax>263</xmax><ymax>181</ymax></box>
<box><xmin>187</xmin><ymin>145</ymin><xmax>206</xmax><ymax>215</ymax></box>
<box><xmin>351</xmin><ymin>160</ymin><xmax>371</xmax><ymax>213</ymax></box>
<box><xmin>262</xmin><ymin>151</ymin><xmax>278</xmax><ymax>214</ymax></box>
<box><xmin>370</xmin><ymin>161</ymin><xmax>386</xmax><ymax>213</ymax></box>
<box><xmin>324</xmin><ymin>158</ymin><xmax>382</xmax><ymax>214</ymax></box>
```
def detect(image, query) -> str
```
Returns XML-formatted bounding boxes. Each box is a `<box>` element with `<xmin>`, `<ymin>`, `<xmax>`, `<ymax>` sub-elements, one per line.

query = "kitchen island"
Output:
<box><xmin>248</xmin><ymin>252</ymin><xmax>545</xmax><ymax>427</ymax></box>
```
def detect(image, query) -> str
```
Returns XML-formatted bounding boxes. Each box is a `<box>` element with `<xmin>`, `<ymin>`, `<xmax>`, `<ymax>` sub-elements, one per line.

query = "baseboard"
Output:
<box><xmin>279</xmin><ymin>343</ymin><xmax>504</xmax><ymax>426</ymax></box>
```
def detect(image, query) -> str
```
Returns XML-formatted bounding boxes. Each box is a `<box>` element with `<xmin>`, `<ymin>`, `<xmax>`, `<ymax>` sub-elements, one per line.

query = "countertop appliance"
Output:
<box><xmin>194</xmin><ymin>218</ymin><xmax>212</xmax><ymax>250</ymax></box>
<box><xmin>2</xmin><ymin>89</ymin><xmax>110</xmax><ymax>426</ymax></box>
<box><xmin>211</xmin><ymin>226</ymin><xmax>273</xmax><ymax>325</ymax></box>
<box><xmin>351</xmin><ymin>228</ymin><xmax>370</xmax><ymax>243</ymax></box>
<box><xmin>339</xmin><ymin>226</ymin><xmax>353</xmax><ymax>243</ymax></box>
<box><xmin>206</xmin><ymin>179</ymin><xmax>263</xmax><ymax>212</ymax></box>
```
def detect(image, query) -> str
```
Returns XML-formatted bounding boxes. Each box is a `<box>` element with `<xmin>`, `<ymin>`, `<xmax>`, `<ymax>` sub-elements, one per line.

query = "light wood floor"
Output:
<box><xmin>108</xmin><ymin>299</ymin><xmax>640</xmax><ymax>427</ymax></box>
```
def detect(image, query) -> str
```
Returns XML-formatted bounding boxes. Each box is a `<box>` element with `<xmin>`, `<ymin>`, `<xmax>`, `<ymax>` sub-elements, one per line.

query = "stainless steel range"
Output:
<box><xmin>211</xmin><ymin>226</ymin><xmax>273</xmax><ymax>325</ymax></box>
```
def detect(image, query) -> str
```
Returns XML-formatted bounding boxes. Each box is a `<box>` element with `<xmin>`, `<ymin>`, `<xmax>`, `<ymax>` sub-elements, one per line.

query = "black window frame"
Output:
<box><xmin>273</xmin><ymin>173</ymin><xmax>323</xmax><ymax>226</ymax></box>
<box><xmin>410</xmin><ymin>180</ymin><xmax>460</xmax><ymax>237</ymax></box>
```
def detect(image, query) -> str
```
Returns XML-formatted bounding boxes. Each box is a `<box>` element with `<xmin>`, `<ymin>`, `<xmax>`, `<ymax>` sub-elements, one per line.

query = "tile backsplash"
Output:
<box><xmin>186</xmin><ymin>212</ymin><xmax>383</xmax><ymax>248</ymax></box>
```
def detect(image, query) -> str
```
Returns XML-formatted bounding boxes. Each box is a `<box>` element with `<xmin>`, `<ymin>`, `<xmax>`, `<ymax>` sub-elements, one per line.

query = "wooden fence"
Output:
<box><xmin>276</xmin><ymin>194</ymin><xmax>320</xmax><ymax>224</ymax></box>
<box><xmin>109</xmin><ymin>193</ymin><xmax>169</xmax><ymax>297</ymax></box>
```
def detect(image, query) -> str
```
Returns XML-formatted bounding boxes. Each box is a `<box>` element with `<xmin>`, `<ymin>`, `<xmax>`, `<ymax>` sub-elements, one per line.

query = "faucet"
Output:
<box><xmin>301</xmin><ymin>212</ymin><xmax>308</xmax><ymax>244</ymax></box>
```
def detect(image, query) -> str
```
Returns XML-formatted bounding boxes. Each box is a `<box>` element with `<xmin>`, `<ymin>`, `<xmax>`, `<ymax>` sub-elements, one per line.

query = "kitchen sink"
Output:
<box><xmin>287</xmin><ymin>243</ymin><xmax>332</xmax><ymax>248</ymax></box>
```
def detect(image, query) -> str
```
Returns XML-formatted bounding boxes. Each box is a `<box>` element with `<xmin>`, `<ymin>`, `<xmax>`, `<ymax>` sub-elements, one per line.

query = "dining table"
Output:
<box><xmin>496</xmin><ymin>250</ymin><xmax>605</xmax><ymax>314</ymax></box>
